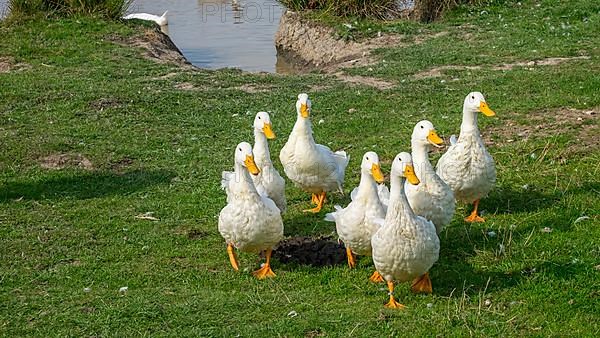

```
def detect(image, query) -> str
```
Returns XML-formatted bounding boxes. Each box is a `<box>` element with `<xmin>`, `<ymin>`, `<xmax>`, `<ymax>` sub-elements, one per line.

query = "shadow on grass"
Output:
<box><xmin>0</xmin><ymin>169</ymin><xmax>175</xmax><ymax>202</ymax></box>
<box><xmin>432</xmin><ymin>223</ymin><xmax>523</xmax><ymax>296</ymax></box>
<box><xmin>484</xmin><ymin>184</ymin><xmax>560</xmax><ymax>215</ymax></box>
<box><xmin>566</xmin><ymin>180</ymin><xmax>600</xmax><ymax>197</ymax></box>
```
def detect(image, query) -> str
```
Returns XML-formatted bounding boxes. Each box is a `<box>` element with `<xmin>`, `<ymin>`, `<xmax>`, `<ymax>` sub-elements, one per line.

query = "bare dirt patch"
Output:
<box><xmin>152</xmin><ymin>72</ymin><xmax>180</xmax><ymax>80</ymax></box>
<box><xmin>187</xmin><ymin>229</ymin><xmax>210</xmax><ymax>240</ymax></box>
<box><xmin>413</xmin><ymin>56</ymin><xmax>591</xmax><ymax>79</ymax></box>
<box><xmin>0</xmin><ymin>56</ymin><xmax>31</xmax><ymax>73</ymax></box>
<box><xmin>309</xmin><ymin>84</ymin><xmax>332</xmax><ymax>92</ymax></box>
<box><xmin>0</xmin><ymin>58</ymin><xmax>11</xmax><ymax>72</ymax></box>
<box><xmin>493</xmin><ymin>56</ymin><xmax>591</xmax><ymax>71</ymax></box>
<box><xmin>332</xmin><ymin>72</ymin><xmax>395</xmax><ymax>90</ymax></box>
<box><xmin>413</xmin><ymin>65</ymin><xmax>481</xmax><ymax>79</ymax></box>
<box><xmin>39</xmin><ymin>153</ymin><xmax>94</xmax><ymax>170</ymax></box>
<box><xmin>80</xmin><ymin>307</ymin><xmax>96</xmax><ymax>314</ymax></box>
<box><xmin>174</xmin><ymin>82</ymin><xmax>196</xmax><ymax>90</ymax></box>
<box><xmin>485</xmin><ymin>108</ymin><xmax>599</xmax><ymax>154</ymax></box>
<box><xmin>233</xmin><ymin>84</ymin><xmax>273</xmax><ymax>93</ymax></box>
<box><xmin>273</xmin><ymin>235</ymin><xmax>346</xmax><ymax>267</ymax></box>
<box><xmin>89</xmin><ymin>97</ymin><xmax>122</xmax><ymax>111</ymax></box>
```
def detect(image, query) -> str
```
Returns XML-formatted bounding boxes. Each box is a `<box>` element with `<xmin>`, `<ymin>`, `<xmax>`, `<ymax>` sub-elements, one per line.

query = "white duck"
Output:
<box><xmin>436</xmin><ymin>92</ymin><xmax>497</xmax><ymax>222</ymax></box>
<box><xmin>219</xmin><ymin>142</ymin><xmax>284</xmax><ymax>279</ymax></box>
<box><xmin>251</xmin><ymin>111</ymin><xmax>287</xmax><ymax>213</ymax></box>
<box><xmin>405</xmin><ymin>120</ymin><xmax>456</xmax><ymax>233</ymax></box>
<box><xmin>325</xmin><ymin>152</ymin><xmax>386</xmax><ymax>281</ymax></box>
<box><xmin>123</xmin><ymin>11</ymin><xmax>168</xmax><ymax>26</ymax></box>
<box><xmin>279</xmin><ymin>93</ymin><xmax>350</xmax><ymax>213</ymax></box>
<box><xmin>371</xmin><ymin>152</ymin><xmax>440</xmax><ymax>309</ymax></box>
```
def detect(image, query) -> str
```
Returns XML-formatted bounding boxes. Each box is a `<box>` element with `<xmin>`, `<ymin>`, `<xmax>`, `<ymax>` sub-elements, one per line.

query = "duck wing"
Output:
<box><xmin>377</xmin><ymin>184</ymin><xmax>390</xmax><ymax>210</ymax></box>
<box><xmin>221</xmin><ymin>171</ymin><xmax>235</xmax><ymax>202</ymax></box>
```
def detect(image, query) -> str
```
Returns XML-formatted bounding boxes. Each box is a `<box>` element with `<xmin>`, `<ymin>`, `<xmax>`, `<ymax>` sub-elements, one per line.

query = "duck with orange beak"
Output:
<box><xmin>251</xmin><ymin>111</ymin><xmax>286</xmax><ymax>213</ymax></box>
<box><xmin>404</xmin><ymin>120</ymin><xmax>456</xmax><ymax>235</ymax></box>
<box><xmin>279</xmin><ymin>93</ymin><xmax>349</xmax><ymax>213</ymax></box>
<box><xmin>371</xmin><ymin>152</ymin><xmax>440</xmax><ymax>309</ymax></box>
<box><xmin>436</xmin><ymin>92</ymin><xmax>497</xmax><ymax>222</ymax></box>
<box><xmin>325</xmin><ymin>152</ymin><xmax>387</xmax><ymax>281</ymax></box>
<box><xmin>219</xmin><ymin>142</ymin><xmax>283</xmax><ymax>279</ymax></box>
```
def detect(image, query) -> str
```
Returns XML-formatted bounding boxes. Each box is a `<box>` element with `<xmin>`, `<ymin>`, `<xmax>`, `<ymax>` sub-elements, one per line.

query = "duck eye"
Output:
<box><xmin>420</xmin><ymin>125</ymin><xmax>424</xmax><ymax>129</ymax></box>
<box><xmin>471</xmin><ymin>96</ymin><xmax>475</xmax><ymax>100</ymax></box>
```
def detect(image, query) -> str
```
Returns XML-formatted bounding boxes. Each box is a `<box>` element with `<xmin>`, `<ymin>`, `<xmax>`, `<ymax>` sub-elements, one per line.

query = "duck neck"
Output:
<box><xmin>460</xmin><ymin>107</ymin><xmax>479</xmax><ymax>135</ymax></box>
<box><xmin>253</xmin><ymin>128</ymin><xmax>271</xmax><ymax>168</ymax></box>
<box><xmin>291</xmin><ymin>115</ymin><xmax>313</xmax><ymax>139</ymax></box>
<box><xmin>386</xmin><ymin>175</ymin><xmax>414</xmax><ymax>223</ymax></box>
<box><xmin>234</xmin><ymin>162</ymin><xmax>258</xmax><ymax>194</ymax></box>
<box><xmin>355</xmin><ymin>170</ymin><xmax>378</xmax><ymax>199</ymax></box>
<box><xmin>411</xmin><ymin>141</ymin><xmax>433</xmax><ymax>180</ymax></box>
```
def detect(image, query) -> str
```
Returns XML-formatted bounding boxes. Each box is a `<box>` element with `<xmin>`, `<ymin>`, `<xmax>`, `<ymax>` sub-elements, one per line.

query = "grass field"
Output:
<box><xmin>1</xmin><ymin>0</ymin><xmax>599</xmax><ymax>336</ymax></box>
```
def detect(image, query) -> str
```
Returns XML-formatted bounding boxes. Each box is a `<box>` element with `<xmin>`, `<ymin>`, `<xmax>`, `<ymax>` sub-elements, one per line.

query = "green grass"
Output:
<box><xmin>1</xmin><ymin>0</ymin><xmax>599</xmax><ymax>336</ymax></box>
<box><xmin>6</xmin><ymin>0</ymin><xmax>131</xmax><ymax>20</ymax></box>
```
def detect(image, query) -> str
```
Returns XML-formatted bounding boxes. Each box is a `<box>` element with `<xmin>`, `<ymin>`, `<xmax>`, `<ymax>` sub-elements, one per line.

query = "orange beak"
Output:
<box><xmin>371</xmin><ymin>163</ymin><xmax>384</xmax><ymax>183</ymax></box>
<box><xmin>427</xmin><ymin>130</ymin><xmax>444</xmax><ymax>147</ymax></box>
<box><xmin>244</xmin><ymin>155</ymin><xmax>260</xmax><ymax>175</ymax></box>
<box><xmin>404</xmin><ymin>164</ymin><xmax>420</xmax><ymax>185</ymax></box>
<box><xmin>480</xmin><ymin>101</ymin><xmax>496</xmax><ymax>117</ymax></box>
<box><xmin>262</xmin><ymin>123</ymin><xmax>275</xmax><ymax>139</ymax></box>
<box><xmin>300</xmin><ymin>103</ymin><xmax>310</xmax><ymax>118</ymax></box>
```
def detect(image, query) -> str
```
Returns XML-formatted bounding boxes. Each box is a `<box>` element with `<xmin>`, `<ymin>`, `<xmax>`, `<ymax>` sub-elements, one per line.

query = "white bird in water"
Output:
<box><xmin>123</xmin><ymin>11</ymin><xmax>168</xmax><ymax>26</ymax></box>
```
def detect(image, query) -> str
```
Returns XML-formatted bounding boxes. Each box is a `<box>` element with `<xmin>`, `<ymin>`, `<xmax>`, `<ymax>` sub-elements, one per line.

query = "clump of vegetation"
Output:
<box><xmin>278</xmin><ymin>0</ymin><xmax>406</xmax><ymax>20</ymax></box>
<box><xmin>279</xmin><ymin>0</ymin><xmax>485</xmax><ymax>21</ymax></box>
<box><xmin>7</xmin><ymin>0</ymin><xmax>131</xmax><ymax>20</ymax></box>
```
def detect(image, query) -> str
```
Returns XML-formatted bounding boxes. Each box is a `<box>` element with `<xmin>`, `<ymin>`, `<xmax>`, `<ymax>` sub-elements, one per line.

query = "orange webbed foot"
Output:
<box><xmin>411</xmin><ymin>272</ymin><xmax>433</xmax><ymax>294</ymax></box>
<box><xmin>303</xmin><ymin>192</ymin><xmax>326</xmax><ymax>213</ymax></box>
<box><xmin>369</xmin><ymin>270</ymin><xmax>384</xmax><ymax>283</ymax></box>
<box><xmin>252</xmin><ymin>264</ymin><xmax>276</xmax><ymax>279</ymax></box>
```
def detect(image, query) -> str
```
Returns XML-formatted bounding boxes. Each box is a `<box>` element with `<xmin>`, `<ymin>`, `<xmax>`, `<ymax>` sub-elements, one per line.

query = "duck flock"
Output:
<box><xmin>218</xmin><ymin>91</ymin><xmax>497</xmax><ymax>309</ymax></box>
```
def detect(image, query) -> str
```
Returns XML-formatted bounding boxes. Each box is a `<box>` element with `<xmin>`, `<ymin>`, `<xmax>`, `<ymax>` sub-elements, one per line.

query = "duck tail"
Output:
<box><xmin>377</xmin><ymin>184</ymin><xmax>390</xmax><ymax>207</ymax></box>
<box><xmin>156</xmin><ymin>11</ymin><xmax>168</xmax><ymax>26</ymax></box>
<box><xmin>221</xmin><ymin>171</ymin><xmax>234</xmax><ymax>190</ymax></box>
<box><xmin>324</xmin><ymin>205</ymin><xmax>342</xmax><ymax>222</ymax></box>
<box><xmin>334</xmin><ymin>150</ymin><xmax>350</xmax><ymax>171</ymax></box>
<box><xmin>333</xmin><ymin>151</ymin><xmax>350</xmax><ymax>193</ymax></box>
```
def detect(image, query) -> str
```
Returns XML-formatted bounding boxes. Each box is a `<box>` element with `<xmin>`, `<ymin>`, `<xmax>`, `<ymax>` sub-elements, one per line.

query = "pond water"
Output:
<box><xmin>0</xmin><ymin>0</ymin><xmax>288</xmax><ymax>72</ymax></box>
<box><xmin>128</xmin><ymin>0</ymin><xmax>288</xmax><ymax>73</ymax></box>
<box><xmin>0</xmin><ymin>0</ymin><xmax>7</xmax><ymax>19</ymax></box>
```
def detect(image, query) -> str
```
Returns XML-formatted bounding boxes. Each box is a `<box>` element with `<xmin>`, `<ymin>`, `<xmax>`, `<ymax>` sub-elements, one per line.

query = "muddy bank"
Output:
<box><xmin>109</xmin><ymin>26</ymin><xmax>192</xmax><ymax>68</ymax></box>
<box><xmin>274</xmin><ymin>7</ymin><xmax>444</xmax><ymax>73</ymax></box>
<box><xmin>274</xmin><ymin>11</ymin><xmax>450</xmax><ymax>88</ymax></box>
<box><xmin>275</xmin><ymin>12</ymin><xmax>372</xmax><ymax>71</ymax></box>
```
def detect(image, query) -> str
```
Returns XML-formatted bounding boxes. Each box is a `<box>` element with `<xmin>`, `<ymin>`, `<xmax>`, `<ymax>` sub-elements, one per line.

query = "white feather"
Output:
<box><xmin>124</xmin><ymin>11</ymin><xmax>168</xmax><ymax>26</ymax></box>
